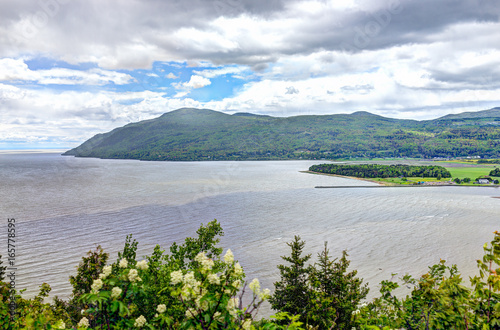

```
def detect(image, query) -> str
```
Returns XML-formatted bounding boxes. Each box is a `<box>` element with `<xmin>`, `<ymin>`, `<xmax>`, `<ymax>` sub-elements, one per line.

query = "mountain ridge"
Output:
<box><xmin>64</xmin><ymin>107</ymin><xmax>500</xmax><ymax>161</ymax></box>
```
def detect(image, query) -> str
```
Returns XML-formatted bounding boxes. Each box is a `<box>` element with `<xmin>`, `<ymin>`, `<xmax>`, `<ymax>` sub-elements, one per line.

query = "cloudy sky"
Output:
<box><xmin>1</xmin><ymin>0</ymin><xmax>500</xmax><ymax>148</ymax></box>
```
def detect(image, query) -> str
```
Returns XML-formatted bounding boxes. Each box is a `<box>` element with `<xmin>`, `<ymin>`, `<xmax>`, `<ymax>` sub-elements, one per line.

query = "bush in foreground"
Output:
<box><xmin>2</xmin><ymin>222</ymin><xmax>500</xmax><ymax>329</ymax></box>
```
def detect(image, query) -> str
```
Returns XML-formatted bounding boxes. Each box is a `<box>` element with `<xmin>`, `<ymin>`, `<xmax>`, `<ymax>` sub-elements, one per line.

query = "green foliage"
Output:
<box><xmin>355</xmin><ymin>261</ymin><xmax>472</xmax><ymax>329</ymax></box>
<box><xmin>7</xmin><ymin>221</ymin><xmax>500</xmax><ymax>329</ymax></box>
<box><xmin>309</xmin><ymin>164</ymin><xmax>452</xmax><ymax>179</ymax></box>
<box><xmin>0</xmin><ymin>280</ymin><xmax>12</xmax><ymax>329</ymax></box>
<box><xmin>270</xmin><ymin>236</ymin><xmax>314</xmax><ymax>323</ymax></box>
<box><xmin>167</xmin><ymin>219</ymin><xmax>224</xmax><ymax>269</ymax></box>
<box><xmin>354</xmin><ymin>232</ymin><xmax>500</xmax><ymax>329</ymax></box>
<box><xmin>309</xmin><ymin>245</ymin><xmax>369</xmax><ymax>329</ymax></box>
<box><xmin>478</xmin><ymin>159</ymin><xmax>500</xmax><ymax>164</ymax></box>
<box><xmin>115</xmin><ymin>234</ymin><xmax>138</xmax><ymax>268</ymax></box>
<box><xmin>469</xmin><ymin>231</ymin><xmax>500</xmax><ymax>327</ymax></box>
<box><xmin>270</xmin><ymin>238</ymin><xmax>368</xmax><ymax>329</ymax></box>
<box><xmin>490</xmin><ymin>167</ymin><xmax>500</xmax><ymax>177</ymax></box>
<box><xmin>67</xmin><ymin>245</ymin><xmax>109</xmax><ymax>325</ymax></box>
<box><xmin>2</xmin><ymin>282</ymin><xmax>70</xmax><ymax>329</ymax></box>
<box><xmin>69</xmin><ymin>245</ymin><xmax>109</xmax><ymax>300</ymax></box>
<box><xmin>64</xmin><ymin>107</ymin><xmax>500</xmax><ymax>161</ymax></box>
<box><xmin>75</xmin><ymin>220</ymin><xmax>272</xmax><ymax>329</ymax></box>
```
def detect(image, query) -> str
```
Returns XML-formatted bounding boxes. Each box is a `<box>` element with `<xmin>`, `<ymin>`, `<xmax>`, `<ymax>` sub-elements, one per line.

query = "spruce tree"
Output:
<box><xmin>270</xmin><ymin>235</ymin><xmax>314</xmax><ymax>323</ymax></box>
<box><xmin>271</xmin><ymin>239</ymin><xmax>369</xmax><ymax>328</ymax></box>
<box><xmin>310</xmin><ymin>243</ymin><xmax>369</xmax><ymax>329</ymax></box>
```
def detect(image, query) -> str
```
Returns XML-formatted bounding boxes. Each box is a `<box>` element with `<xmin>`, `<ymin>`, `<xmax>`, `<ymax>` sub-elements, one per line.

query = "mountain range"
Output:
<box><xmin>63</xmin><ymin>107</ymin><xmax>500</xmax><ymax>161</ymax></box>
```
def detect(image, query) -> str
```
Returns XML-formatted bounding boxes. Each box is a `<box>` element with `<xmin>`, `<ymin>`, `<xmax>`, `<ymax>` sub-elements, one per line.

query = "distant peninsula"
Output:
<box><xmin>63</xmin><ymin>107</ymin><xmax>500</xmax><ymax>161</ymax></box>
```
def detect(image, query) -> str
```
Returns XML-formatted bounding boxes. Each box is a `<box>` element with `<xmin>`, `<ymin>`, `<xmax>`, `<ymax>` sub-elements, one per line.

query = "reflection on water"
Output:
<box><xmin>1</xmin><ymin>152</ymin><xmax>499</xmax><ymax>315</ymax></box>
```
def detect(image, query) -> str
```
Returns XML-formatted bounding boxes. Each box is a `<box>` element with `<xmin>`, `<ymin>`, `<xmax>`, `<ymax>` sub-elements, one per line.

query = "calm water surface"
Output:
<box><xmin>1</xmin><ymin>151</ymin><xmax>499</xmax><ymax>314</ymax></box>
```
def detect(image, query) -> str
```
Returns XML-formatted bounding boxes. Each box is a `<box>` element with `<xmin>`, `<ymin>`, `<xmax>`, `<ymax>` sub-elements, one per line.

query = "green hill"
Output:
<box><xmin>63</xmin><ymin>107</ymin><xmax>500</xmax><ymax>161</ymax></box>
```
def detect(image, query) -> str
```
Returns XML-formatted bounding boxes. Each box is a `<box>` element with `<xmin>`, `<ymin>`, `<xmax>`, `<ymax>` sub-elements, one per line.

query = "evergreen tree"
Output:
<box><xmin>271</xmin><ymin>239</ymin><xmax>369</xmax><ymax>329</ymax></box>
<box><xmin>270</xmin><ymin>236</ymin><xmax>314</xmax><ymax>323</ymax></box>
<box><xmin>310</xmin><ymin>243</ymin><xmax>369</xmax><ymax>329</ymax></box>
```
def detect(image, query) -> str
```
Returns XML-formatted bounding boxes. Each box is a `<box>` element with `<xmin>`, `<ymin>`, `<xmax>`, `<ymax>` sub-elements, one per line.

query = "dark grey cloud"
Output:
<box><xmin>429</xmin><ymin>64</ymin><xmax>500</xmax><ymax>90</ymax></box>
<box><xmin>2</xmin><ymin>0</ymin><xmax>499</xmax><ymax>68</ymax></box>
<box><xmin>281</xmin><ymin>0</ymin><xmax>500</xmax><ymax>57</ymax></box>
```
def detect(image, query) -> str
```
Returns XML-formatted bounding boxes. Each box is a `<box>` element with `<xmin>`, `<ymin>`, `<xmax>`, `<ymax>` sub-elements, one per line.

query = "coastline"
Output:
<box><xmin>302</xmin><ymin>170</ymin><xmax>500</xmax><ymax>188</ymax></box>
<box><xmin>301</xmin><ymin>170</ymin><xmax>392</xmax><ymax>186</ymax></box>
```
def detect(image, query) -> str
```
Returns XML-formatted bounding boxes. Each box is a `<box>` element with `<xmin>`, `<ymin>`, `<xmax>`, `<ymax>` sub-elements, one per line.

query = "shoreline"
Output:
<box><xmin>301</xmin><ymin>170</ymin><xmax>392</xmax><ymax>186</ymax></box>
<box><xmin>301</xmin><ymin>170</ymin><xmax>500</xmax><ymax>188</ymax></box>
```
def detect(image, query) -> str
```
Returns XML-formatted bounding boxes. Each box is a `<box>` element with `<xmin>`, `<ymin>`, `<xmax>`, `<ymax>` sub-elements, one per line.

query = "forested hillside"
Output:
<box><xmin>63</xmin><ymin>107</ymin><xmax>500</xmax><ymax>161</ymax></box>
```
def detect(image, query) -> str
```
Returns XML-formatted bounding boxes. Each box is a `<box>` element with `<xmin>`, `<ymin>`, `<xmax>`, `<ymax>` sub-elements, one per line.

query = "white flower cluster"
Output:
<box><xmin>249</xmin><ymin>278</ymin><xmax>270</xmax><ymax>300</ymax></box>
<box><xmin>136</xmin><ymin>259</ymin><xmax>148</xmax><ymax>270</ymax></box>
<box><xmin>185</xmin><ymin>308</ymin><xmax>199</xmax><ymax>319</ymax></box>
<box><xmin>77</xmin><ymin>317</ymin><xmax>90</xmax><ymax>328</ymax></box>
<box><xmin>91</xmin><ymin>278</ymin><xmax>103</xmax><ymax>294</ymax></box>
<box><xmin>213</xmin><ymin>311</ymin><xmax>222</xmax><ymax>321</ymax></box>
<box><xmin>233</xmin><ymin>262</ymin><xmax>243</xmax><ymax>276</ymax></box>
<box><xmin>195</xmin><ymin>295</ymin><xmax>209</xmax><ymax>311</ymax></box>
<box><xmin>242</xmin><ymin>319</ymin><xmax>252</xmax><ymax>330</ymax></box>
<box><xmin>119</xmin><ymin>258</ymin><xmax>128</xmax><ymax>268</ymax></box>
<box><xmin>128</xmin><ymin>268</ymin><xmax>142</xmax><ymax>282</ymax></box>
<box><xmin>111</xmin><ymin>286</ymin><xmax>122</xmax><ymax>299</ymax></box>
<box><xmin>157</xmin><ymin>304</ymin><xmax>166</xmax><ymax>314</ymax></box>
<box><xmin>232</xmin><ymin>279</ymin><xmax>242</xmax><ymax>289</ymax></box>
<box><xmin>224</xmin><ymin>249</ymin><xmax>234</xmax><ymax>263</ymax></box>
<box><xmin>170</xmin><ymin>248</ymin><xmax>260</xmax><ymax>326</ymax></box>
<box><xmin>180</xmin><ymin>272</ymin><xmax>202</xmax><ymax>300</ymax></box>
<box><xmin>170</xmin><ymin>270</ymin><xmax>183</xmax><ymax>285</ymax></box>
<box><xmin>99</xmin><ymin>265</ymin><xmax>112</xmax><ymax>280</ymax></box>
<box><xmin>134</xmin><ymin>315</ymin><xmax>147</xmax><ymax>327</ymax></box>
<box><xmin>249</xmin><ymin>278</ymin><xmax>260</xmax><ymax>294</ymax></box>
<box><xmin>207</xmin><ymin>273</ymin><xmax>220</xmax><ymax>285</ymax></box>
<box><xmin>54</xmin><ymin>320</ymin><xmax>66</xmax><ymax>329</ymax></box>
<box><xmin>195</xmin><ymin>252</ymin><xmax>215</xmax><ymax>273</ymax></box>
<box><xmin>226</xmin><ymin>297</ymin><xmax>239</xmax><ymax>317</ymax></box>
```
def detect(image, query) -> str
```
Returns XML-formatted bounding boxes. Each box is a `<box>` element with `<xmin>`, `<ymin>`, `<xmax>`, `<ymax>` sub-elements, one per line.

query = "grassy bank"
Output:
<box><xmin>307</xmin><ymin>159</ymin><xmax>500</xmax><ymax>186</ymax></box>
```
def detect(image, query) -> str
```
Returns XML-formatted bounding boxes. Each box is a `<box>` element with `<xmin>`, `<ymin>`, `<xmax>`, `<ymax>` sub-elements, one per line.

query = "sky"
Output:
<box><xmin>1</xmin><ymin>0</ymin><xmax>500</xmax><ymax>149</ymax></box>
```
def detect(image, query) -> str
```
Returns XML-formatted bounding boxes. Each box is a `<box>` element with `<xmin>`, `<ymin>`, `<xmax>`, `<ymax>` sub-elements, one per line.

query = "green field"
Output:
<box><xmin>446</xmin><ymin>166</ymin><xmax>495</xmax><ymax>179</ymax></box>
<box><xmin>364</xmin><ymin>163</ymin><xmax>499</xmax><ymax>185</ymax></box>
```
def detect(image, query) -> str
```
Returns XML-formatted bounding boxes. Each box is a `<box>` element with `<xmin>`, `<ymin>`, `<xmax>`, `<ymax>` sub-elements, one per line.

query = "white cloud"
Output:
<box><xmin>181</xmin><ymin>75</ymin><xmax>212</xmax><ymax>89</ymax></box>
<box><xmin>194</xmin><ymin>66</ymin><xmax>249</xmax><ymax>79</ymax></box>
<box><xmin>0</xmin><ymin>58</ymin><xmax>38</xmax><ymax>81</ymax></box>
<box><xmin>0</xmin><ymin>58</ymin><xmax>134</xmax><ymax>85</ymax></box>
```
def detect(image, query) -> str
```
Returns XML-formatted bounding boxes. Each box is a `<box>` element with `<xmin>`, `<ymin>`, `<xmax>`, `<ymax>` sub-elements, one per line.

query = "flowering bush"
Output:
<box><xmin>74</xmin><ymin>237</ymin><xmax>271</xmax><ymax>329</ymax></box>
<box><xmin>165</xmin><ymin>250</ymin><xmax>270</xmax><ymax>329</ymax></box>
<box><xmin>4</xmin><ymin>221</ymin><xmax>500</xmax><ymax>329</ymax></box>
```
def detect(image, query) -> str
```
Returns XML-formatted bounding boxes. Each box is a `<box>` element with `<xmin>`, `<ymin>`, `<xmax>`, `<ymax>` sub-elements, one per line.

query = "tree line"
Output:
<box><xmin>309</xmin><ymin>164</ymin><xmax>452</xmax><ymax>179</ymax></box>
